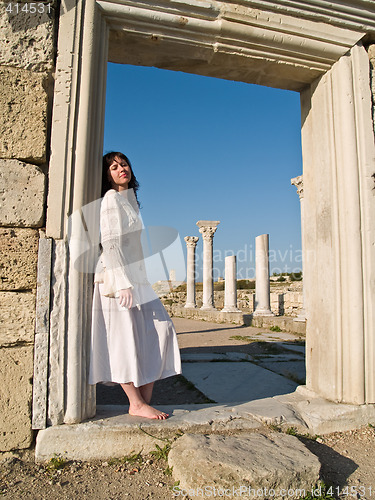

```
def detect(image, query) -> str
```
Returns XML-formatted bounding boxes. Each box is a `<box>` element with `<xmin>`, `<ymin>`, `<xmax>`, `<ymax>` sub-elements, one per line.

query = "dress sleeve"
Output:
<box><xmin>100</xmin><ymin>191</ymin><xmax>134</xmax><ymax>293</ymax></box>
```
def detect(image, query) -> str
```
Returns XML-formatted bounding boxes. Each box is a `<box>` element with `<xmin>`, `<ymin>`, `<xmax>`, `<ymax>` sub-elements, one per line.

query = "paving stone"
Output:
<box><xmin>168</xmin><ymin>432</ymin><xmax>321</xmax><ymax>499</ymax></box>
<box><xmin>35</xmin><ymin>395</ymin><xmax>375</xmax><ymax>462</ymax></box>
<box><xmin>35</xmin><ymin>404</ymin><xmax>262</xmax><ymax>461</ymax></box>
<box><xmin>181</xmin><ymin>361</ymin><xmax>298</xmax><ymax>403</ymax></box>
<box><xmin>181</xmin><ymin>352</ymin><xmax>252</xmax><ymax>362</ymax></box>
<box><xmin>258</xmin><ymin>360</ymin><xmax>306</xmax><ymax>384</ymax></box>
<box><xmin>281</xmin><ymin>344</ymin><xmax>305</xmax><ymax>354</ymax></box>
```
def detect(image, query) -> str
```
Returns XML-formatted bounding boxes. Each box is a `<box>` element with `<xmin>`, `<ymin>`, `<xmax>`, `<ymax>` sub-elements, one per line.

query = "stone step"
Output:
<box><xmin>35</xmin><ymin>389</ymin><xmax>375</xmax><ymax>462</ymax></box>
<box><xmin>168</xmin><ymin>431</ymin><xmax>321</xmax><ymax>500</ymax></box>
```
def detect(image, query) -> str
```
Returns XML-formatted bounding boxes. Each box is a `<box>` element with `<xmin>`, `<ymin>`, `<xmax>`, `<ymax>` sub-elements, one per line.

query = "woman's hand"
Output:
<box><xmin>118</xmin><ymin>288</ymin><xmax>133</xmax><ymax>309</ymax></box>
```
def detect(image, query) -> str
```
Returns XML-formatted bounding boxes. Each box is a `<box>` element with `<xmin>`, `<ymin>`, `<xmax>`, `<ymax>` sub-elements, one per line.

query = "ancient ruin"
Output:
<box><xmin>184</xmin><ymin>236</ymin><xmax>199</xmax><ymax>309</ymax></box>
<box><xmin>196</xmin><ymin>220</ymin><xmax>220</xmax><ymax>310</ymax></box>
<box><xmin>1</xmin><ymin>0</ymin><xmax>375</xmax><ymax>457</ymax></box>
<box><xmin>222</xmin><ymin>255</ymin><xmax>241</xmax><ymax>313</ymax></box>
<box><xmin>253</xmin><ymin>234</ymin><xmax>274</xmax><ymax>317</ymax></box>
<box><xmin>291</xmin><ymin>175</ymin><xmax>306</xmax><ymax>322</ymax></box>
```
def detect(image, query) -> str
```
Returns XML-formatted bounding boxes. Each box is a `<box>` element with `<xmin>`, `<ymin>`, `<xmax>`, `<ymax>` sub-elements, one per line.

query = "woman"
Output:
<box><xmin>89</xmin><ymin>152</ymin><xmax>181</xmax><ymax>419</ymax></box>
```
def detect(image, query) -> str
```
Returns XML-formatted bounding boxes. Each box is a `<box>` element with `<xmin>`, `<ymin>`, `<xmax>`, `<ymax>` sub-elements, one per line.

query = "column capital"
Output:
<box><xmin>291</xmin><ymin>175</ymin><xmax>304</xmax><ymax>199</ymax></box>
<box><xmin>196</xmin><ymin>220</ymin><xmax>220</xmax><ymax>240</ymax></box>
<box><xmin>184</xmin><ymin>236</ymin><xmax>199</xmax><ymax>248</ymax></box>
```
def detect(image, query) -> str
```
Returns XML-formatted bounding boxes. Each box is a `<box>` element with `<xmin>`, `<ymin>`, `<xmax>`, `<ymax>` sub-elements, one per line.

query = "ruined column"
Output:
<box><xmin>222</xmin><ymin>255</ymin><xmax>241</xmax><ymax>312</ymax></box>
<box><xmin>291</xmin><ymin>175</ymin><xmax>306</xmax><ymax>322</ymax></box>
<box><xmin>253</xmin><ymin>234</ymin><xmax>274</xmax><ymax>317</ymax></box>
<box><xmin>196</xmin><ymin>221</ymin><xmax>220</xmax><ymax>310</ymax></box>
<box><xmin>184</xmin><ymin>236</ymin><xmax>199</xmax><ymax>308</ymax></box>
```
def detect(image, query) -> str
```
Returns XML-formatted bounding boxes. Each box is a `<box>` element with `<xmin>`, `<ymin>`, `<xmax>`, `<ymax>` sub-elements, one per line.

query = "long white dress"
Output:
<box><xmin>89</xmin><ymin>189</ymin><xmax>181</xmax><ymax>387</ymax></box>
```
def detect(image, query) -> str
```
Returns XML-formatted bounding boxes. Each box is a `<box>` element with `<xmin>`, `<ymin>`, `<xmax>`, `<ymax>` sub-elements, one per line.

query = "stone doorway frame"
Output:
<box><xmin>34</xmin><ymin>0</ymin><xmax>375</xmax><ymax>429</ymax></box>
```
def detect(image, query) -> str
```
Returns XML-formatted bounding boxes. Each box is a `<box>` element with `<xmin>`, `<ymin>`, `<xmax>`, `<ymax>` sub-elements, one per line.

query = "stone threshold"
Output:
<box><xmin>35</xmin><ymin>386</ymin><xmax>375</xmax><ymax>462</ymax></box>
<box><xmin>171</xmin><ymin>306</ymin><xmax>306</xmax><ymax>335</ymax></box>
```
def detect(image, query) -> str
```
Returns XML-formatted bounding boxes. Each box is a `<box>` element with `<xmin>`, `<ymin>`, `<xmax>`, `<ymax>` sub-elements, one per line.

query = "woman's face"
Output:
<box><xmin>107</xmin><ymin>156</ymin><xmax>132</xmax><ymax>191</ymax></box>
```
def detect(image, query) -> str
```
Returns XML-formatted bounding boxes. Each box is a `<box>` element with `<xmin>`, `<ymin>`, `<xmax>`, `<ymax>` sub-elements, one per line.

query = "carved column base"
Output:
<box><xmin>294</xmin><ymin>309</ymin><xmax>306</xmax><ymax>322</ymax></box>
<box><xmin>253</xmin><ymin>308</ymin><xmax>274</xmax><ymax>317</ymax></box>
<box><xmin>222</xmin><ymin>306</ymin><xmax>242</xmax><ymax>313</ymax></box>
<box><xmin>200</xmin><ymin>305</ymin><xmax>216</xmax><ymax>311</ymax></box>
<box><xmin>184</xmin><ymin>303</ymin><xmax>197</xmax><ymax>309</ymax></box>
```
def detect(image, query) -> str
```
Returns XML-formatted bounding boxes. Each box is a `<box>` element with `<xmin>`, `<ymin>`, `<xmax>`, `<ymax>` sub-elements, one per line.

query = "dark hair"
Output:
<box><xmin>101</xmin><ymin>151</ymin><xmax>140</xmax><ymax>206</ymax></box>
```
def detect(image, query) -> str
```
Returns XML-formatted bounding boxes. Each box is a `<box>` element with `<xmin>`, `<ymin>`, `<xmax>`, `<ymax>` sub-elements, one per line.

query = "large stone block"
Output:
<box><xmin>0</xmin><ymin>345</ymin><xmax>34</xmax><ymax>451</ymax></box>
<box><xmin>168</xmin><ymin>432</ymin><xmax>321</xmax><ymax>499</ymax></box>
<box><xmin>0</xmin><ymin>228</ymin><xmax>39</xmax><ymax>290</ymax></box>
<box><xmin>0</xmin><ymin>2</ymin><xmax>55</xmax><ymax>72</ymax></box>
<box><xmin>0</xmin><ymin>67</ymin><xmax>49</xmax><ymax>161</ymax></box>
<box><xmin>0</xmin><ymin>291</ymin><xmax>36</xmax><ymax>345</ymax></box>
<box><xmin>0</xmin><ymin>159</ymin><xmax>45</xmax><ymax>227</ymax></box>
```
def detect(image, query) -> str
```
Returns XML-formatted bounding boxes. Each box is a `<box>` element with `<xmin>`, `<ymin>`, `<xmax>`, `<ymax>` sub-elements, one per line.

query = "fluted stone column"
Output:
<box><xmin>196</xmin><ymin>220</ymin><xmax>220</xmax><ymax>310</ymax></box>
<box><xmin>253</xmin><ymin>234</ymin><xmax>274</xmax><ymax>317</ymax></box>
<box><xmin>184</xmin><ymin>236</ymin><xmax>199</xmax><ymax>308</ymax></box>
<box><xmin>291</xmin><ymin>175</ymin><xmax>306</xmax><ymax>322</ymax></box>
<box><xmin>222</xmin><ymin>255</ymin><xmax>241</xmax><ymax>312</ymax></box>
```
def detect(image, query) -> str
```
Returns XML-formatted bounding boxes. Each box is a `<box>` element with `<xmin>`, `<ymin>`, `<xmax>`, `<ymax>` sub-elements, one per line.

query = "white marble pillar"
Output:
<box><xmin>184</xmin><ymin>236</ymin><xmax>199</xmax><ymax>308</ymax></box>
<box><xmin>222</xmin><ymin>255</ymin><xmax>241</xmax><ymax>312</ymax></box>
<box><xmin>291</xmin><ymin>175</ymin><xmax>306</xmax><ymax>322</ymax></box>
<box><xmin>253</xmin><ymin>234</ymin><xmax>274</xmax><ymax>317</ymax></box>
<box><xmin>196</xmin><ymin>220</ymin><xmax>220</xmax><ymax>310</ymax></box>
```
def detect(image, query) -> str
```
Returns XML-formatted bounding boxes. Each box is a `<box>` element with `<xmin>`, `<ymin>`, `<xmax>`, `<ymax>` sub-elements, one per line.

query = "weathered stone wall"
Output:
<box><xmin>0</xmin><ymin>2</ymin><xmax>58</xmax><ymax>451</ymax></box>
<box><xmin>162</xmin><ymin>289</ymin><xmax>303</xmax><ymax>317</ymax></box>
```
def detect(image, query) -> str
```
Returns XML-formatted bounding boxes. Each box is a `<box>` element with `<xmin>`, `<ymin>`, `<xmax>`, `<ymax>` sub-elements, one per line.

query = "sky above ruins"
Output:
<box><xmin>104</xmin><ymin>63</ymin><xmax>303</xmax><ymax>283</ymax></box>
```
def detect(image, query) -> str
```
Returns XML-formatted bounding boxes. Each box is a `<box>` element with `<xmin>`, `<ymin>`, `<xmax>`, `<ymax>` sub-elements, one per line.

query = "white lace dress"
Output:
<box><xmin>89</xmin><ymin>189</ymin><xmax>181</xmax><ymax>387</ymax></box>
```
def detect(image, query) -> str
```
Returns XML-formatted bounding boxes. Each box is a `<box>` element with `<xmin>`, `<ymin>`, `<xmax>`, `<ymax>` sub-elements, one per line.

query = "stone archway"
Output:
<box><xmin>34</xmin><ymin>0</ymin><xmax>375</xmax><ymax>428</ymax></box>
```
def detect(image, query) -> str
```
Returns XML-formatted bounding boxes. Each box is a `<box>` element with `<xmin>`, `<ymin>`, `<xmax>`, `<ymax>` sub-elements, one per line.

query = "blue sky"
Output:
<box><xmin>103</xmin><ymin>63</ymin><xmax>303</xmax><ymax>283</ymax></box>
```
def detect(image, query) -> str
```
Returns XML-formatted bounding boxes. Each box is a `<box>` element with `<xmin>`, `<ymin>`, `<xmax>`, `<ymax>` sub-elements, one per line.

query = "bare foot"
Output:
<box><xmin>129</xmin><ymin>403</ymin><xmax>169</xmax><ymax>420</ymax></box>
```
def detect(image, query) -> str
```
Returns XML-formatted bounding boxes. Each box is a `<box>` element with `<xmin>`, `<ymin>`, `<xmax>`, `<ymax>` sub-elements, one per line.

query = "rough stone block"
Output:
<box><xmin>0</xmin><ymin>292</ymin><xmax>36</xmax><ymax>345</ymax></box>
<box><xmin>35</xmin><ymin>236</ymin><xmax>51</xmax><ymax>334</ymax></box>
<box><xmin>0</xmin><ymin>345</ymin><xmax>34</xmax><ymax>451</ymax></box>
<box><xmin>32</xmin><ymin>331</ymin><xmax>48</xmax><ymax>429</ymax></box>
<box><xmin>0</xmin><ymin>159</ymin><xmax>45</xmax><ymax>227</ymax></box>
<box><xmin>168</xmin><ymin>432</ymin><xmax>321</xmax><ymax>499</ymax></box>
<box><xmin>0</xmin><ymin>2</ymin><xmax>55</xmax><ymax>72</ymax></box>
<box><xmin>0</xmin><ymin>67</ymin><xmax>48</xmax><ymax>161</ymax></box>
<box><xmin>0</xmin><ymin>228</ymin><xmax>39</xmax><ymax>290</ymax></box>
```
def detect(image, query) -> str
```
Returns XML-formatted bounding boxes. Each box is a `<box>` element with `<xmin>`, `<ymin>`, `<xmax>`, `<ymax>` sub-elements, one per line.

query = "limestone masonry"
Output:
<box><xmin>0</xmin><ymin>1</ymin><xmax>57</xmax><ymax>451</ymax></box>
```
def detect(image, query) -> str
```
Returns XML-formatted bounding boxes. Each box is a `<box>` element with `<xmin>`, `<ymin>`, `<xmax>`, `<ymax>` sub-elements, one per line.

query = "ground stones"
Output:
<box><xmin>168</xmin><ymin>431</ymin><xmax>321</xmax><ymax>499</ymax></box>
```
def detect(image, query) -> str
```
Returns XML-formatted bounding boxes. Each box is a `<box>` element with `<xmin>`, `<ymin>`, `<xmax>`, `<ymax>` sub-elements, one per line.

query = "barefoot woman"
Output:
<box><xmin>89</xmin><ymin>152</ymin><xmax>181</xmax><ymax>419</ymax></box>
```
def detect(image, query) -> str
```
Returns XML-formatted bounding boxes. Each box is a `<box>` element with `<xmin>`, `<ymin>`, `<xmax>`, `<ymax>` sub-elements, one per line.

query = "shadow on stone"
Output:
<box><xmin>176</xmin><ymin>324</ymin><xmax>254</xmax><ymax>335</ymax></box>
<box><xmin>300</xmin><ymin>438</ymin><xmax>358</xmax><ymax>490</ymax></box>
<box><xmin>96</xmin><ymin>374</ymin><xmax>212</xmax><ymax>406</ymax></box>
